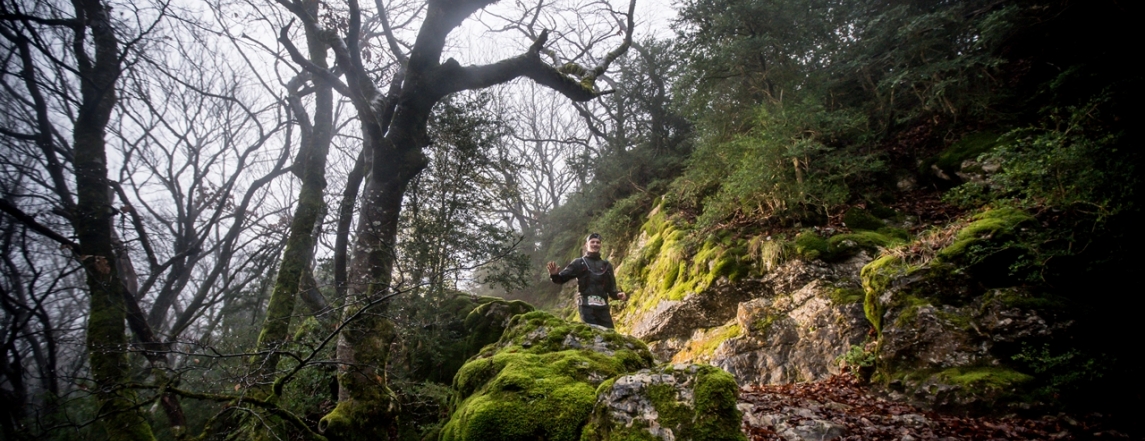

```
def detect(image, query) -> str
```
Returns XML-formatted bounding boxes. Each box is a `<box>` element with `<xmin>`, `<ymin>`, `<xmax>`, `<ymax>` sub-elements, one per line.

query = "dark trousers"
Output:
<box><xmin>578</xmin><ymin>305</ymin><xmax>615</xmax><ymax>329</ymax></box>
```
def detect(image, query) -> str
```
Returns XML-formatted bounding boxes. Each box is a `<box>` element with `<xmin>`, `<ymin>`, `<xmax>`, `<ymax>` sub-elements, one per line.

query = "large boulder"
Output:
<box><xmin>441</xmin><ymin>311</ymin><xmax>654</xmax><ymax>441</ymax></box>
<box><xmin>582</xmin><ymin>364</ymin><xmax>746</xmax><ymax>441</ymax></box>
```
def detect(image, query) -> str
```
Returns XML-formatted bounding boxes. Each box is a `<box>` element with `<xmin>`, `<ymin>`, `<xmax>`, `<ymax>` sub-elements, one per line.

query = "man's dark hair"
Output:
<box><xmin>586</xmin><ymin>232</ymin><xmax>602</xmax><ymax>242</ymax></box>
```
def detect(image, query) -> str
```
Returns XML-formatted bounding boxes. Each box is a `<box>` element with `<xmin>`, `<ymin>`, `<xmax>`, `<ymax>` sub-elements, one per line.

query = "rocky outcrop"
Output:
<box><xmin>583</xmin><ymin>364</ymin><xmax>745</xmax><ymax>441</ymax></box>
<box><xmin>631</xmin><ymin>279</ymin><xmax>761</xmax><ymax>341</ymax></box>
<box><xmin>620</xmin><ymin>248</ymin><xmax>873</xmax><ymax>387</ymax></box>
<box><xmin>615</xmin><ymin>203</ymin><xmax>1072</xmax><ymax>413</ymax></box>
<box><xmin>714</xmin><ymin>277</ymin><xmax>869</xmax><ymax>386</ymax></box>
<box><xmin>862</xmin><ymin>208</ymin><xmax>1071</xmax><ymax>411</ymax></box>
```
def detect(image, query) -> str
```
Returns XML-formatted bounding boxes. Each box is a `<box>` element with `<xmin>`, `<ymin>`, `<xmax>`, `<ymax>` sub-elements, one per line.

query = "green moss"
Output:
<box><xmin>582</xmin><ymin>366</ymin><xmax>744</xmax><ymax>441</ymax></box>
<box><xmin>938</xmin><ymin>207</ymin><xmax>1034</xmax><ymax>260</ymax></box>
<box><xmin>861</xmin><ymin>255</ymin><xmax>912</xmax><ymax>332</ymax></box>
<box><xmin>443</xmin><ymin>312</ymin><xmax>654</xmax><ymax>441</ymax></box>
<box><xmin>794</xmin><ymin>231</ymin><xmax>830</xmax><ymax>260</ymax></box>
<box><xmin>936</xmin><ymin>366</ymin><xmax>1033</xmax><ymax>392</ymax></box>
<box><xmin>828</xmin><ymin>231</ymin><xmax>906</xmax><ymax>258</ymax></box>
<box><xmin>464</xmin><ymin>299</ymin><xmax>535</xmax><ymax>356</ymax></box>
<box><xmin>869</xmin><ymin>205</ymin><xmax>898</xmax><ymax>219</ymax></box>
<box><xmin>892</xmin><ymin>295</ymin><xmax>932</xmax><ymax>328</ymax></box>
<box><xmin>843</xmin><ymin>208</ymin><xmax>885</xmax><ymax>231</ymax></box>
<box><xmin>691</xmin><ymin>368</ymin><xmax>745</xmax><ymax>441</ymax></box>
<box><xmin>933</xmin><ymin>132</ymin><xmax>1000</xmax><ymax>172</ymax></box>
<box><xmin>989</xmin><ymin>289</ymin><xmax>1066</xmax><ymax>312</ymax></box>
<box><xmin>828</xmin><ymin>286</ymin><xmax>865</xmax><ymax>305</ymax></box>
<box><xmin>671</xmin><ymin>324</ymin><xmax>741</xmax><ymax>363</ymax></box>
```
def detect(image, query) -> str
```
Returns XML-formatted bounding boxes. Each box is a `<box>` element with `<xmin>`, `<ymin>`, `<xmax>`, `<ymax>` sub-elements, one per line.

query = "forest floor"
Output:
<box><xmin>738</xmin><ymin>375</ymin><xmax>1133</xmax><ymax>441</ymax></box>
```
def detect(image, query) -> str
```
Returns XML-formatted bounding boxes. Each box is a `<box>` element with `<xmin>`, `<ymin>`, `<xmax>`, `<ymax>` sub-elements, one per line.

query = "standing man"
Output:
<box><xmin>547</xmin><ymin>233</ymin><xmax>627</xmax><ymax>328</ymax></box>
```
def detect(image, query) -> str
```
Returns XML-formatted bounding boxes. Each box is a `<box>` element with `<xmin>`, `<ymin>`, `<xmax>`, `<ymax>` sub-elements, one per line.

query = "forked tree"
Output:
<box><xmin>263</xmin><ymin>0</ymin><xmax>637</xmax><ymax>435</ymax></box>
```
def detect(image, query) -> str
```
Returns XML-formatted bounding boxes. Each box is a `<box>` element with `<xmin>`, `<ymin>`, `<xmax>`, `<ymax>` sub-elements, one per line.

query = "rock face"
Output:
<box><xmin>583</xmin><ymin>364</ymin><xmax>745</xmax><ymax>441</ymax></box>
<box><xmin>616</xmin><ymin>204</ymin><xmax>1070</xmax><ymax>413</ymax></box>
<box><xmin>631</xmin><ymin>279</ymin><xmax>760</xmax><ymax>341</ymax></box>
<box><xmin>715</xmin><ymin>277</ymin><xmax>869</xmax><ymax>385</ymax></box>
<box><xmin>861</xmin><ymin>209</ymin><xmax>1070</xmax><ymax>411</ymax></box>
<box><xmin>622</xmin><ymin>252</ymin><xmax>872</xmax><ymax>388</ymax></box>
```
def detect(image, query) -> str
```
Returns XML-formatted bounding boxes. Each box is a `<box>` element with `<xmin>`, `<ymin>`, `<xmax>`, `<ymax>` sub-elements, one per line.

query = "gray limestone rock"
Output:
<box><xmin>583</xmin><ymin>364</ymin><xmax>745</xmax><ymax>441</ymax></box>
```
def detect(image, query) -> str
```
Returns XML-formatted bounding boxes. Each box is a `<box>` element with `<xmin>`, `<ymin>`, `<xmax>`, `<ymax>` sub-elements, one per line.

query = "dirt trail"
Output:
<box><xmin>738</xmin><ymin>375</ymin><xmax>1131</xmax><ymax>440</ymax></box>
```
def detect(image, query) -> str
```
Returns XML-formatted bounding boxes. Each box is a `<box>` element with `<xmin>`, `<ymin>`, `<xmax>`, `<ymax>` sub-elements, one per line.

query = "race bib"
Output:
<box><xmin>586</xmin><ymin>295</ymin><xmax>607</xmax><ymax>307</ymax></box>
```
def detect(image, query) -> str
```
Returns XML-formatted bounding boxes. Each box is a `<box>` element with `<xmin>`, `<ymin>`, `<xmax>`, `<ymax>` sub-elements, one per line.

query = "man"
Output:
<box><xmin>547</xmin><ymin>233</ymin><xmax>627</xmax><ymax>328</ymax></box>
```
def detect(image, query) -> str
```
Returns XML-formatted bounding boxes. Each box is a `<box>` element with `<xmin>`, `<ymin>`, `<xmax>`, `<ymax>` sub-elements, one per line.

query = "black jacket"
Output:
<box><xmin>551</xmin><ymin>253</ymin><xmax>620</xmax><ymax>307</ymax></box>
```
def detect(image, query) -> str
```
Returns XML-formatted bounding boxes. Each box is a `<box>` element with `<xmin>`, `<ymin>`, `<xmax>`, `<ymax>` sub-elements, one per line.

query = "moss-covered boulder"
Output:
<box><xmin>463</xmin><ymin>299</ymin><xmax>535</xmax><ymax>356</ymax></box>
<box><xmin>441</xmin><ymin>311</ymin><xmax>654</xmax><ymax>441</ymax></box>
<box><xmin>582</xmin><ymin>364</ymin><xmax>745</xmax><ymax>441</ymax></box>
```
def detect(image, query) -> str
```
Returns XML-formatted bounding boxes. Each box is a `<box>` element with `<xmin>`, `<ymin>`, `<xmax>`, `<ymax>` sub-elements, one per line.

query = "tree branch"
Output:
<box><xmin>0</xmin><ymin>198</ymin><xmax>79</xmax><ymax>253</ymax></box>
<box><xmin>279</xmin><ymin>21</ymin><xmax>351</xmax><ymax>97</ymax></box>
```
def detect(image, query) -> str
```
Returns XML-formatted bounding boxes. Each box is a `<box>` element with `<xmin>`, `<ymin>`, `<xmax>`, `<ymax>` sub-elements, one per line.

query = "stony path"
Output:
<box><xmin>738</xmin><ymin>375</ymin><xmax>1131</xmax><ymax>441</ymax></box>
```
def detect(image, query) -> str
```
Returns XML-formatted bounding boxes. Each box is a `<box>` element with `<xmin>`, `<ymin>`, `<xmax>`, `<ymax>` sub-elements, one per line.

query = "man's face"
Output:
<box><xmin>586</xmin><ymin>238</ymin><xmax>602</xmax><ymax>253</ymax></box>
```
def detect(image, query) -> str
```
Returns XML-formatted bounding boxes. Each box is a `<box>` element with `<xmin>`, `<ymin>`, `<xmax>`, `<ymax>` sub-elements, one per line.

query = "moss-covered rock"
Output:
<box><xmin>856</xmin><ymin>212</ymin><xmax>1070</xmax><ymax>412</ymax></box>
<box><xmin>441</xmin><ymin>312</ymin><xmax>654</xmax><ymax>441</ymax></box>
<box><xmin>714</xmin><ymin>263</ymin><xmax>870</xmax><ymax>386</ymax></box>
<box><xmin>938</xmin><ymin>207</ymin><xmax>1034</xmax><ymax>262</ymax></box>
<box><xmin>582</xmin><ymin>364</ymin><xmax>745</xmax><ymax>441</ymax></box>
<box><xmin>843</xmin><ymin>208</ymin><xmax>886</xmax><ymax>231</ymax></box>
<box><xmin>463</xmin><ymin>299</ymin><xmax>535</xmax><ymax>356</ymax></box>
<box><xmin>796</xmin><ymin>230</ymin><xmax>908</xmax><ymax>263</ymax></box>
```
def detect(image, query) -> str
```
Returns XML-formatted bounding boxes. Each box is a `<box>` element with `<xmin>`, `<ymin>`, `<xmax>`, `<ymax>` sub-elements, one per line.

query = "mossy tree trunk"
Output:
<box><xmin>274</xmin><ymin>0</ymin><xmax>634</xmax><ymax>437</ymax></box>
<box><xmin>252</xmin><ymin>8</ymin><xmax>335</xmax><ymax>388</ymax></box>
<box><xmin>71</xmin><ymin>0</ymin><xmax>155</xmax><ymax>439</ymax></box>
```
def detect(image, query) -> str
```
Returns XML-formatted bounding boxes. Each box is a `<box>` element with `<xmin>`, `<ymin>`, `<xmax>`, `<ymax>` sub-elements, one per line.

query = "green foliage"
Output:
<box><xmin>677</xmin><ymin>99</ymin><xmax>882</xmax><ymax>228</ymax></box>
<box><xmin>981</xmin><ymin>97</ymin><xmax>1134</xmax><ymax>216</ymax></box>
<box><xmin>1012</xmin><ymin>343</ymin><xmax>1106</xmax><ymax>398</ymax></box>
<box><xmin>838</xmin><ymin>345</ymin><xmax>875</xmax><ymax>370</ymax></box>
<box><xmin>402</xmin><ymin>93</ymin><xmax>531</xmax><ymax>295</ymax></box>
<box><xmin>587</xmin><ymin>192</ymin><xmax>658</xmax><ymax>259</ymax></box>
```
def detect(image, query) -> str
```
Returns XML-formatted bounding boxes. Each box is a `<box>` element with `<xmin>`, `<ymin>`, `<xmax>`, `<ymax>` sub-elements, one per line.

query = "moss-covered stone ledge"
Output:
<box><xmin>441</xmin><ymin>312</ymin><xmax>654</xmax><ymax>441</ymax></box>
<box><xmin>582</xmin><ymin>364</ymin><xmax>745</xmax><ymax>441</ymax></box>
<box><xmin>858</xmin><ymin>206</ymin><xmax>1069</xmax><ymax>413</ymax></box>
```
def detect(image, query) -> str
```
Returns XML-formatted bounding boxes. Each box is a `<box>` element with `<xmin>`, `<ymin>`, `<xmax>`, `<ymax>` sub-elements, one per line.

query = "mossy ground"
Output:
<box><xmin>923</xmin><ymin>132</ymin><xmax>1001</xmax><ymax>178</ymax></box>
<box><xmin>796</xmin><ymin>229</ymin><xmax>908</xmax><ymax>262</ymax></box>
